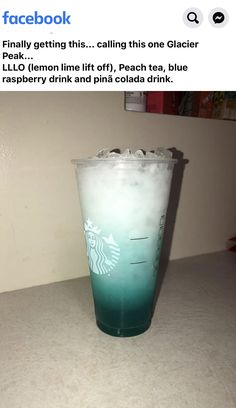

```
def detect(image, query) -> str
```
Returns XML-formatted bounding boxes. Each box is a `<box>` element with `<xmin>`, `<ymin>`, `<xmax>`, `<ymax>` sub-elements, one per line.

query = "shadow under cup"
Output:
<box><xmin>73</xmin><ymin>157</ymin><xmax>176</xmax><ymax>337</ymax></box>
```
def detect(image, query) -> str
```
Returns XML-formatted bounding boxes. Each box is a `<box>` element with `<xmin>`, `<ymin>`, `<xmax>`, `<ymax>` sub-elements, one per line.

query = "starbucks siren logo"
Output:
<box><xmin>84</xmin><ymin>219</ymin><xmax>120</xmax><ymax>275</ymax></box>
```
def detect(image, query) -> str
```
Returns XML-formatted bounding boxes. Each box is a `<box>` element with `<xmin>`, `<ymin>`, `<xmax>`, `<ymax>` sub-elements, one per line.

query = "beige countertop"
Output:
<box><xmin>0</xmin><ymin>251</ymin><xmax>236</xmax><ymax>408</ymax></box>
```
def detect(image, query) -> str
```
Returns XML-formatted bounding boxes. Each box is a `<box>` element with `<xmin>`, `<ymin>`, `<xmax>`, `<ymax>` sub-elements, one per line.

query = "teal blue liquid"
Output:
<box><xmin>95</xmin><ymin>302</ymin><xmax>152</xmax><ymax>337</ymax></box>
<box><xmin>89</xmin><ymin>236</ymin><xmax>161</xmax><ymax>337</ymax></box>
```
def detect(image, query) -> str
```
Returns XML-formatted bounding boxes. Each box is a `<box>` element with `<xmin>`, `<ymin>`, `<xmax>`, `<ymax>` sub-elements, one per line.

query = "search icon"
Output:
<box><xmin>187</xmin><ymin>11</ymin><xmax>199</xmax><ymax>24</ymax></box>
<box><xmin>183</xmin><ymin>8</ymin><xmax>203</xmax><ymax>28</ymax></box>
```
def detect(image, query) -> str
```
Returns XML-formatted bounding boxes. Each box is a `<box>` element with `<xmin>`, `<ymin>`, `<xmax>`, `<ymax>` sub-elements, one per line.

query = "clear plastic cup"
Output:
<box><xmin>72</xmin><ymin>157</ymin><xmax>176</xmax><ymax>337</ymax></box>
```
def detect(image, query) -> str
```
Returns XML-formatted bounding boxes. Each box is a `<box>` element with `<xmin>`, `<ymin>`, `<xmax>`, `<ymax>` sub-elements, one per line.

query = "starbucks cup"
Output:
<box><xmin>72</xmin><ymin>151</ymin><xmax>176</xmax><ymax>337</ymax></box>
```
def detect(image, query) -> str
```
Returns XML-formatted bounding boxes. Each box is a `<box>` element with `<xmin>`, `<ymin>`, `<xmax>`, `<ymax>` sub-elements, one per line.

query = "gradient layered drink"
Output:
<box><xmin>73</xmin><ymin>149</ymin><xmax>176</xmax><ymax>337</ymax></box>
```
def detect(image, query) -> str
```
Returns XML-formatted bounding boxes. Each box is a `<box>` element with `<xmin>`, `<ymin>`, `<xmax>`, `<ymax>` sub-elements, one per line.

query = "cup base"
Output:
<box><xmin>96</xmin><ymin>319</ymin><xmax>151</xmax><ymax>337</ymax></box>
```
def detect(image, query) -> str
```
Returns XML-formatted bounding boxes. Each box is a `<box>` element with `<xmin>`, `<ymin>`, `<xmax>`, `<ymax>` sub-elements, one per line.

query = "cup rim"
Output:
<box><xmin>71</xmin><ymin>158</ymin><xmax>177</xmax><ymax>164</ymax></box>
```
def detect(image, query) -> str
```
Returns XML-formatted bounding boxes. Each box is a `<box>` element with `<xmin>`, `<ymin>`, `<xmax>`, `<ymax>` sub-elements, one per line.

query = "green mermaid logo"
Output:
<box><xmin>84</xmin><ymin>219</ymin><xmax>120</xmax><ymax>275</ymax></box>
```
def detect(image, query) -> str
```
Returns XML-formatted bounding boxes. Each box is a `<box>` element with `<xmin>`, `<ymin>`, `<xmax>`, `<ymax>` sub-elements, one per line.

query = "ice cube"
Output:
<box><xmin>146</xmin><ymin>151</ymin><xmax>158</xmax><ymax>158</ymax></box>
<box><xmin>155</xmin><ymin>148</ymin><xmax>173</xmax><ymax>159</ymax></box>
<box><xmin>96</xmin><ymin>148</ymin><xmax>110</xmax><ymax>158</ymax></box>
<box><xmin>108</xmin><ymin>152</ymin><xmax>120</xmax><ymax>158</ymax></box>
<box><xmin>134</xmin><ymin>149</ymin><xmax>145</xmax><ymax>158</ymax></box>
<box><xmin>121</xmin><ymin>148</ymin><xmax>132</xmax><ymax>157</ymax></box>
